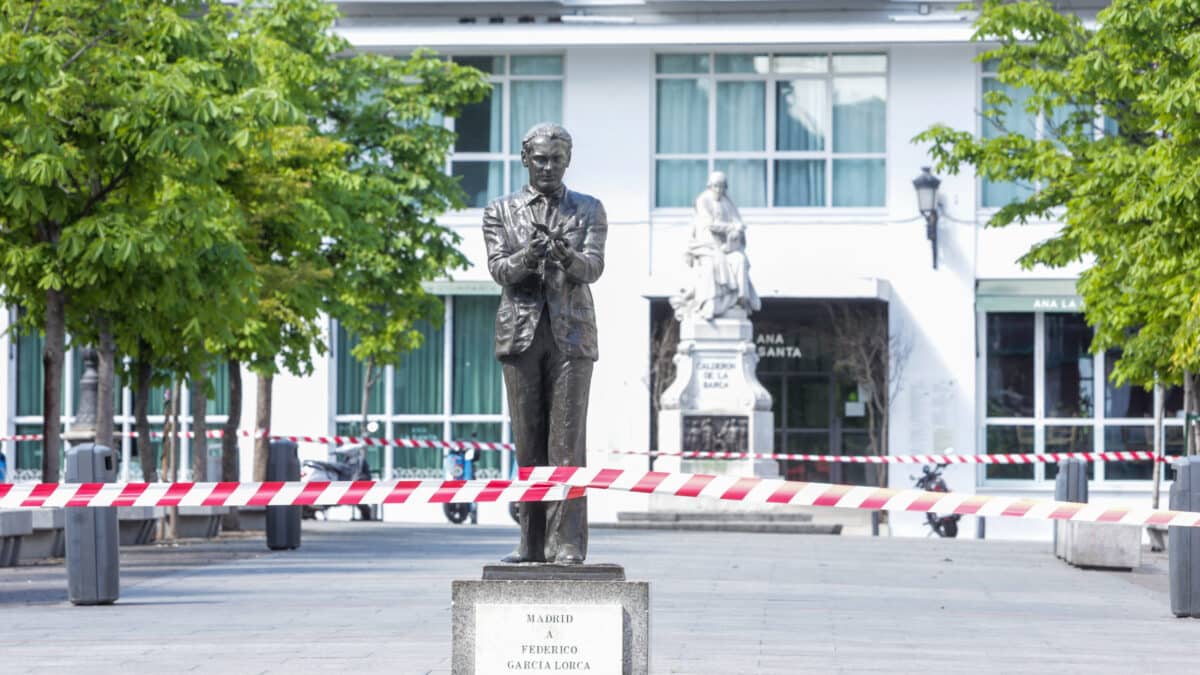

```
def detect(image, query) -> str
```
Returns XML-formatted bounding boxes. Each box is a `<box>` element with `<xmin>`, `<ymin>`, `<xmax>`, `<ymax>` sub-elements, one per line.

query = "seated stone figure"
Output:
<box><xmin>671</xmin><ymin>171</ymin><xmax>761</xmax><ymax>321</ymax></box>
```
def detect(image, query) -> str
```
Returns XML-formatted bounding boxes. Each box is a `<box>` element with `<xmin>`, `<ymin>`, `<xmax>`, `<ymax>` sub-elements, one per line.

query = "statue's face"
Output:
<box><xmin>522</xmin><ymin>137</ymin><xmax>571</xmax><ymax>194</ymax></box>
<box><xmin>710</xmin><ymin>181</ymin><xmax>727</xmax><ymax>198</ymax></box>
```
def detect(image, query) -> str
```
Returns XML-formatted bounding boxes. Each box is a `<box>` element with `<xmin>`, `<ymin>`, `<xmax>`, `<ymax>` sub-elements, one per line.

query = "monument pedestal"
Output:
<box><xmin>452</xmin><ymin>564</ymin><xmax>649</xmax><ymax>674</ymax></box>
<box><xmin>657</xmin><ymin>314</ymin><xmax>776</xmax><ymax>480</ymax></box>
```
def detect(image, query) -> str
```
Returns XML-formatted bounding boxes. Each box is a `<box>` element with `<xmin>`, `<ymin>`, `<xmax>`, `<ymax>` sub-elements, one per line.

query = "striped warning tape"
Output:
<box><xmin>0</xmin><ymin>479</ymin><xmax>580</xmax><ymax>509</ymax></box>
<box><xmin>521</xmin><ymin>466</ymin><xmax>1200</xmax><ymax>529</ymax></box>
<box><xmin>3</xmin><ymin>468</ymin><xmax>1198</xmax><ymax>529</ymax></box>
<box><xmin>0</xmin><ymin>430</ymin><xmax>1165</xmax><ymax>464</ymax></box>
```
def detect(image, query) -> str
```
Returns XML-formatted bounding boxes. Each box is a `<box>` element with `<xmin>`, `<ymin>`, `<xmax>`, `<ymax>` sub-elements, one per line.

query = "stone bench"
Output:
<box><xmin>118</xmin><ymin>506</ymin><xmax>163</xmax><ymax>546</ymax></box>
<box><xmin>0</xmin><ymin>509</ymin><xmax>34</xmax><ymax>566</ymax></box>
<box><xmin>19</xmin><ymin>508</ymin><xmax>65</xmax><ymax>561</ymax></box>
<box><xmin>176</xmin><ymin>506</ymin><xmax>229</xmax><ymax>539</ymax></box>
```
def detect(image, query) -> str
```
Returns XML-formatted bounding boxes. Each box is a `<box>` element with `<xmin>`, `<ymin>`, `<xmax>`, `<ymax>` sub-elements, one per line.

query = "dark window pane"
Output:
<box><xmin>1104</xmin><ymin>426</ymin><xmax>1153</xmax><ymax>480</ymax></box>
<box><xmin>986</xmin><ymin>313</ymin><xmax>1034</xmax><ymax>417</ymax></box>
<box><xmin>453</xmin><ymin>55</ymin><xmax>504</xmax><ymax>74</ymax></box>
<box><xmin>840</xmin><ymin>431</ymin><xmax>873</xmax><ymax>486</ymax></box>
<box><xmin>761</xmin><ymin>374</ymin><xmax>783</xmax><ymax>432</ymax></box>
<box><xmin>781</xmin><ymin>431</ymin><xmax>830</xmax><ymax>482</ymax></box>
<box><xmin>1105</xmin><ymin>349</ymin><xmax>1153</xmax><ymax>418</ymax></box>
<box><xmin>336</xmin><ymin>325</ymin><xmax>385</xmax><ymax>416</ymax></box>
<box><xmin>1164</xmin><ymin>385</ymin><xmax>1183</xmax><ymax>417</ymax></box>
<box><xmin>454</xmin><ymin>86</ymin><xmax>502</xmax><ymax>153</ymax></box>
<box><xmin>452</xmin><ymin>161</ymin><xmax>504</xmax><ymax>208</ymax></box>
<box><xmin>785</xmin><ymin>376</ymin><xmax>829</xmax><ymax>429</ymax></box>
<box><xmin>1044</xmin><ymin>426</ymin><xmax>1094</xmax><ymax>481</ymax></box>
<box><xmin>1165</xmin><ymin>426</ymin><xmax>1185</xmax><ymax>481</ymax></box>
<box><xmin>1044</xmin><ymin>313</ymin><xmax>1094</xmax><ymax>418</ymax></box>
<box><xmin>986</xmin><ymin>425</ymin><xmax>1034</xmax><ymax>480</ymax></box>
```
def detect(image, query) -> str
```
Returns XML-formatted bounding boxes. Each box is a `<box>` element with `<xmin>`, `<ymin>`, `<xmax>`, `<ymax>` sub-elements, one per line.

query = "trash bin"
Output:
<box><xmin>65</xmin><ymin>443</ymin><xmax>119</xmax><ymax>605</ymax></box>
<box><xmin>1169</xmin><ymin>456</ymin><xmax>1200</xmax><ymax>618</ymax></box>
<box><xmin>1053</xmin><ymin>458</ymin><xmax>1088</xmax><ymax>558</ymax></box>
<box><xmin>266</xmin><ymin>440</ymin><xmax>301</xmax><ymax>551</ymax></box>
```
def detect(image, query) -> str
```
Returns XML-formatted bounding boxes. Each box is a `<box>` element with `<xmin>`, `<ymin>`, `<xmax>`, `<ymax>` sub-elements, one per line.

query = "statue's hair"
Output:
<box><xmin>707</xmin><ymin>171</ymin><xmax>728</xmax><ymax>187</ymax></box>
<box><xmin>521</xmin><ymin>123</ymin><xmax>573</xmax><ymax>154</ymax></box>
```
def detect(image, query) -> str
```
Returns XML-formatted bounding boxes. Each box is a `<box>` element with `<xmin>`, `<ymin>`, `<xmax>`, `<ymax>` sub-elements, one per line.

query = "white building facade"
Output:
<box><xmin>3</xmin><ymin>0</ymin><xmax>1178</xmax><ymax>539</ymax></box>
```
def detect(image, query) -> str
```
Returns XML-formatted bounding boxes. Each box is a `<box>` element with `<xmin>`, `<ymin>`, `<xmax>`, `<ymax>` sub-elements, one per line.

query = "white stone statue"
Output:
<box><xmin>670</xmin><ymin>171</ymin><xmax>761</xmax><ymax>321</ymax></box>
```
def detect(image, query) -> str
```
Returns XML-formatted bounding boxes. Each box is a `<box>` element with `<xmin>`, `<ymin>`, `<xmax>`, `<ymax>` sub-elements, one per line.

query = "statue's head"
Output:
<box><xmin>521</xmin><ymin>123</ymin><xmax>573</xmax><ymax>195</ymax></box>
<box><xmin>707</xmin><ymin>171</ymin><xmax>728</xmax><ymax>198</ymax></box>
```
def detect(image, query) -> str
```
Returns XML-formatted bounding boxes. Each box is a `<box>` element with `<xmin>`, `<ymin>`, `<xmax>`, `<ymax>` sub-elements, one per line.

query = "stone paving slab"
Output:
<box><xmin>0</xmin><ymin>521</ymin><xmax>1193</xmax><ymax>673</ymax></box>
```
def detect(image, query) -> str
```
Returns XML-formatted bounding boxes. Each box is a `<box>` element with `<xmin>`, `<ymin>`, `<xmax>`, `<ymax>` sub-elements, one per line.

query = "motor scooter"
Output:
<box><xmin>912</xmin><ymin>452</ymin><xmax>960</xmax><ymax>538</ymax></box>
<box><xmin>301</xmin><ymin>445</ymin><xmax>375</xmax><ymax>521</ymax></box>
<box><xmin>443</xmin><ymin>446</ymin><xmax>478</xmax><ymax>525</ymax></box>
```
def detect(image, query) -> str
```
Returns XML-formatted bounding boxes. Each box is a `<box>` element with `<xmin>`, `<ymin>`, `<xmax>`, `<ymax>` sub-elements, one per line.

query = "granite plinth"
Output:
<box><xmin>452</xmin><ymin>564</ymin><xmax>649</xmax><ymax>674</ymax></box>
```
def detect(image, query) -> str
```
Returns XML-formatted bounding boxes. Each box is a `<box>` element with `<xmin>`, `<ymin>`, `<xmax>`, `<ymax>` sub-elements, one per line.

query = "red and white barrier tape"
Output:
<box><xmin>0</xmin><ymin>430</ymin><xmax>1167</xmax><ymax>464</ymax></box>
<box><xmin>0</xmin><ymin>479</ymin><xmax>581</xmax><ymax>509</ymax></box>
<box><xmin>520</xmin><ymin>466</ymin><xmax>1200</xmax><ymax>529</ymax></box>
<box><xmin>4</xmin><ymin>468</ymin><xmax>1198</xmax><ymax>529</ymax></box>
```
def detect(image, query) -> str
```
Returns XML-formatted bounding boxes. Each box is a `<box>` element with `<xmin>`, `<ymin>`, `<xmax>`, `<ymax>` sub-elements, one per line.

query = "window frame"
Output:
<box><xmin>976</xmin><ymin>309</ymin><xmax>1183</xmax><ymax>489</ymax></box>
<box><xmin>446</xmin><ymin>53</ymin><xmax>566</xmax><ymax>210</ymax></box>
<box><xmin>330</xmin><ymin>296</ymin><xmax>512</xmax><ymax>480</ymax></box>
<box><xmin>651</xmin><ymin>49</ymin><xmax>890</xmax><ymax>212</ymax></box>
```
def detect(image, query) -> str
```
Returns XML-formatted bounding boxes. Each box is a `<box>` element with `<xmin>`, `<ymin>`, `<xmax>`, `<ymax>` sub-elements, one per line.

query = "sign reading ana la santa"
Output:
<box><xmin>475</xmin><ymin>603</ymin><xmax>621</xmax><ymax>674</ymax></box>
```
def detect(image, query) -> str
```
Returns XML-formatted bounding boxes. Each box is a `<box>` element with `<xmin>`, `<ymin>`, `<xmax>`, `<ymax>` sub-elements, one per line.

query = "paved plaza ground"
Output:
<box><xmin>0</xmin><ymin>520</ymin><xmax>1195</xmax><ymax>673</ymax></box>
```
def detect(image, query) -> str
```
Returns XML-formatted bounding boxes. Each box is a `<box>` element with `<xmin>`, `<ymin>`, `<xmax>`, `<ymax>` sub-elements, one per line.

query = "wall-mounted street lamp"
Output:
<box><xmin>912</xmin><ymin>166</ymin><xmax>942</xmax><ymax>269</ymax></box>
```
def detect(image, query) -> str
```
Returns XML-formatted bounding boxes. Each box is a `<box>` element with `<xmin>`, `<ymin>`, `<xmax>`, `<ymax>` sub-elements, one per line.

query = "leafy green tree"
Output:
<box><xmin>0</xmin><ymin>0</ymin><xmax>287</xmax><ymax>480</ymax></box>
<box><xmin>221</xmin><ymin>0</ymin><xmax>487</xmax><ymax>479</ymax></box>
<box><xmin>915</xmin><ymin>0</ymin><xmax>1200</xmax><ymax>451</ymax></box>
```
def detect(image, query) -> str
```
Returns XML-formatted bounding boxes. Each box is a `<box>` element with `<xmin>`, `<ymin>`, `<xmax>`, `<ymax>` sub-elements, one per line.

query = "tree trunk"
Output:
<box><xmin>134</xmin><ymin>352</ymin><xmax>156</xmax><ymax>483</ymax></box>
<box><xmin>253</xmin><ymin>372</ymin><xmax>273</xmax><ymax>482</ymax></box>
<box><xmin>95</xmin><ymin>317</ymin><xmax>116</xmax><ymax>450</ymax></box>
<box><xmin>41</xmin><ymin>288</ymin><xmax>65</xmax><ymax>482</ymax></box>
<box><xmin>164</xmin><ymin>379</ymin><xmax>181</xmax><ymax>541</ymax></box>
<box><xmin>360</xmin><ymin>357</ymin><xmax>376</xmax><ymax>436</ymax></box>
<box><xmin>222</xmin><ymin>359</ymin><xmax>242</xmax><ymax>482</ymax></box>
<box><xmin>190</xmin><ymin>367</ymin><xmax>208</xmax><ymax>482</ymax></box>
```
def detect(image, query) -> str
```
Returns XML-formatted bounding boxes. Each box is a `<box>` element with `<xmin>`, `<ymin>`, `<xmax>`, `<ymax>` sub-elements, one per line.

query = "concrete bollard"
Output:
<box><xmin>65</xmin><ymin>443</ymin><xmax>119</xmax><ymax>605</ymax></box>
<box><xmin>1169</xmin><ymin>456</ymin><xmax>1200</xmax><ymax>618</ymax></box>
<box><xmin>266</xmin><ymin>440</ymin><xmax>301</xmax><ymax>551</ymax></box>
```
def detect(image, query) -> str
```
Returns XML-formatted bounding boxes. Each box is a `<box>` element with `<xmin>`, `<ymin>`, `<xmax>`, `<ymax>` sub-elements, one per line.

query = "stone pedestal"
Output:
<box><xmin>657</xmin><ymin>314</ymin><xmax>775</xmax><ymax>479</ymax></box>
<box><xmin>452</xmin><ymin>564</ymin><xmax>649</xmax><ymax>674</ymax></box>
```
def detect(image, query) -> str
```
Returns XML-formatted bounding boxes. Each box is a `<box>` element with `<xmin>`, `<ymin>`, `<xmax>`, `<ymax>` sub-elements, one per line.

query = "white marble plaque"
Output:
<box><xmin>475</xmin><ymin>603</ymin><xmax>621</xmax><ymax>674</ymax></box>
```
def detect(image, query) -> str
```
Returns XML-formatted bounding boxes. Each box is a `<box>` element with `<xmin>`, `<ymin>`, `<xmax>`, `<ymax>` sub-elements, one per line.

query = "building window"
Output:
<box><xmin>979</xmin><ymin>59</ymin><xmax>1095</xmax><ymax>208</ymax></box>
<box><xmin>7</xmin><ymin>313</ymin><xmax>229</xmax><ymax>482</ymax></box>
<box><xmin>449</xmin><ymin>55</ymin><xmax>564</xmax><ymax>208</ymax></box>
<box><xmin>333</xmin><ymin>295</ymin><xmax>509</xmax><ymax>479</ymax></box>
<box><xmin>980</xmin><ymin>311</ymin><xmax>1182</xmax><ymax>484</ymax></box>
<box><xmin>654</xmin><ymin>52</ymin><xmax>887</xmax><ymax>209</ymax></box>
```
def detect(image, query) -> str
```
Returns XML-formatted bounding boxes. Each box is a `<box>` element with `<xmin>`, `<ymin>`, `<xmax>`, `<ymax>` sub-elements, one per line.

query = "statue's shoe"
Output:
<box><xmin>554</xmin><ymin>546</ymin><xmax>584</xmax><ymax>565</ymax></box>
<box><xmin>500</xmin><ymin>550</ymin><xmax>532</xmax><ymax>563</ymax></box>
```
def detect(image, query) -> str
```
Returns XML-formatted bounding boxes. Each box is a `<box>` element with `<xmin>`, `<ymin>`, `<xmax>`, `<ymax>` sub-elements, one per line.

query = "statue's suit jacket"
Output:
<box><xmin>482</xmin><ymin>184</ymin><xmax>608</xmax><ymax>361</ymax></box>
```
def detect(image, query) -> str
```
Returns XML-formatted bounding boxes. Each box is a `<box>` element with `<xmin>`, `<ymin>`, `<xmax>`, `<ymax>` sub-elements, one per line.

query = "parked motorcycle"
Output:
<box><xmin>301</xmin><ymin>446</ymin><xmax>375</xmax><ymax>521</ymax></box>
<box><xmin>913</xmin><ymin>456</ymin><xmax>960</xmax><ymax>538</ymax></box>
<box><xmin>443</xmin><ymin>446</ymin><xmax>478</xmax><ymax>525</ymax></box>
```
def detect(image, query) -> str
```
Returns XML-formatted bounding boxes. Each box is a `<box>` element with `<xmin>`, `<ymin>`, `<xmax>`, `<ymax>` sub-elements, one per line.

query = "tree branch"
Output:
<box><xmin>74</xmin><ymin>163</ymin><xmax>131</xmax><ymax>223</ymax></box>
<box><xmin>23</xmin><ymin>0</ymin><xmax>41</xmax><ymax>33</ymax></box>
<box><xmin>62</xmin><ymin>29</ymin><xmax>114</xmax><ymax>71</ymax></box>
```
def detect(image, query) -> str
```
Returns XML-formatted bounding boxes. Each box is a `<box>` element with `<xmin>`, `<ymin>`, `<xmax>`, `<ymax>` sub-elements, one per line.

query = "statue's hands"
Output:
<box><xmin>523</xmin><ymin>235</ymin><xmax>550</xmax><ymax>269</ymax></box>
<box><xmin>548</xmin><ymin>237</ymin><xmax>574</xmax><ymax>266</ymax></box>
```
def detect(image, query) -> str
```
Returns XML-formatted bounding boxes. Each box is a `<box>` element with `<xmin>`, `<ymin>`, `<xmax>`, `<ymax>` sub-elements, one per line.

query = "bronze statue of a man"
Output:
<box><xmin>482</xmin><ymin>123</ymin><xmax>607</xmax><ymax>564</ymax></box>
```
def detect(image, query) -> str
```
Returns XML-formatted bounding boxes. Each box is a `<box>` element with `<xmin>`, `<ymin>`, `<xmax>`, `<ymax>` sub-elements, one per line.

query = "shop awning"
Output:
<box><xmin>976</xmin><ymin>279</ymin><xmax>1082</xmax><ymax>312</ymax></box>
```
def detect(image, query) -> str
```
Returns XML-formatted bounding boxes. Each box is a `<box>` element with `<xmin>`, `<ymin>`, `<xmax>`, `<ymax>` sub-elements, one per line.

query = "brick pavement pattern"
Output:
<box><xmin>0</xmin><ymin>521</ymin><xmax>1194</xmax><ymax>673</ymax></box>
